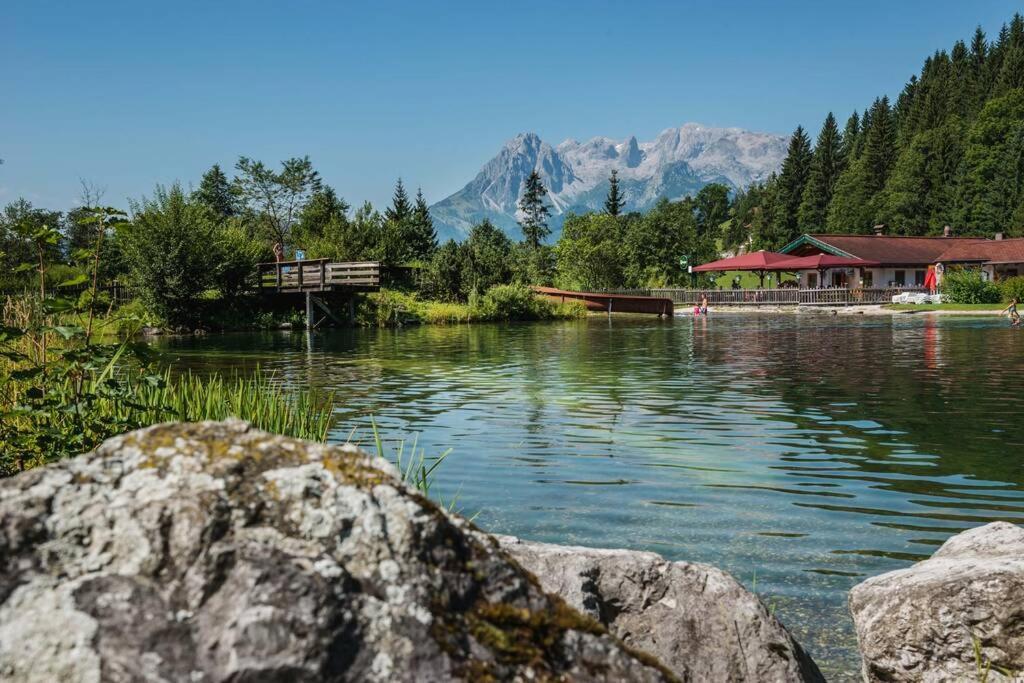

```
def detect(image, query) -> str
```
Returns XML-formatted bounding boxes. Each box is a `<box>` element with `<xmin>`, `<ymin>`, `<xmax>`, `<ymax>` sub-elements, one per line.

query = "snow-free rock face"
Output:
<box><xmin>850</xmin><ymin>521</ymin><xmax>1024</xmax><ymax>682</ymax></box>
<box><xmin>0</xmin><ymin>421</ymin><xmax>675</xmax><ymax>682</ymax></box>
<box><xmin>498</xmin><ymin>536</ymin><xmax>825</xmax><ymax>683</ymax></box>
<box><xmin>430</xmin><ymin>123</ymin><xmax>788</xmax><ymax>240</ymax></box>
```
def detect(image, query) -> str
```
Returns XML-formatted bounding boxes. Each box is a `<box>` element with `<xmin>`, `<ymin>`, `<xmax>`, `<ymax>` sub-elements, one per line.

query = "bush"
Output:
<box><xmin>214</xmin><ymin>220</ymin><xmax>267</xmax><ymax>299</ymax></box>
<box><xmin>999</xmin><ymin>276</ymin><xmax>1024</xmax><ymax>303</ymax></box>
<box><xmin>476</xmin><ymin>283</ymin><xmax>575</xmax><ymax>321</ymax></box>
<box><xmin>122</xmin><ymin>184</ymin><xmax>218</xmax><ymax>325</ymax></box>
<box><xmin>941</xmin><ymin>267</ymin><xmax>1002</xmax><ymax>304</ymax></box>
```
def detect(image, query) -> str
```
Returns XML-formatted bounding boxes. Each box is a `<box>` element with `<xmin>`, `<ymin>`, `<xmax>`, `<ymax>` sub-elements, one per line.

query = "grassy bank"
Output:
<box><xmin>356</xmin><ymin>285</ymin><xmax>588</xmax><ymax>327</ymax></box>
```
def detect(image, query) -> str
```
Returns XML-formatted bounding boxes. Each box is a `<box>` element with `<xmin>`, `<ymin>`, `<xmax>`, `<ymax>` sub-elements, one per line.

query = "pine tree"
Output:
<box><xmin>604</xmin><ymin>169</ymin><xmax>624</xmax><ymax>216</ymax></box>
<box><xmin>193</xmin><ymin>164</ymin><xmax>237</xmax><ymax>220</ymax></box>
<box><xmin>798</xmin><ymin>113</ymin><xmax>846</xmax><ymax>230</ymax></box>
<box><xmin>408</xmin><ymin>188</ymin><xmax>438</xmax><ymax>260</ymax></box>
<box><xmin>843</xmin><ymin>111</ymin><xmax>862</xmax><ymax>159</ymax></box>
<box><xmin>385</xmin><ymin>178</ymin><xmax>412</xmax><ymax>224</ymax></box>
<box><xmin>768</xmin><ymin>125</ymin><xmax>813</xmax><ymax>247</ymax></box>
<box><xmin>518</xmin><ymin>170</ymin><xmax>551</xmax><ymax>249</ymax></box>
<box><xmin>863</xmin><ymin>97</ymin><xmax>897</xmax><ymax>195</ymax></box>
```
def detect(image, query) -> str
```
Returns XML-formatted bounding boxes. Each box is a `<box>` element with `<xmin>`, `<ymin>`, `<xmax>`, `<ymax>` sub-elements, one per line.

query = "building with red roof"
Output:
<box><xmin>780</xmin><ymin>230</ymin><xmax>1024</xmax><ymax>289</ymax></box>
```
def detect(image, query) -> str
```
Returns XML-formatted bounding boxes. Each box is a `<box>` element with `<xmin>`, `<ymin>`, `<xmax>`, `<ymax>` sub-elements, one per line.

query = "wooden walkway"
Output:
<box><xmin>532</xmin><ymin>286</ymin><xmax>674</xmax><ymax>316</ymax></box>
<box><xmin>257</xmin><ymin>259</ymin><xmax>381</xmax><ymax>293</ymax></box>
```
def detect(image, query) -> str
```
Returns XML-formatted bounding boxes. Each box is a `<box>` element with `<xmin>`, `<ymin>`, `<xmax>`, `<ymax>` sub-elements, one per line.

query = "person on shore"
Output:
<box><xmin>1002</xmin><ymin>298</ymin><xmax>1021</xmax><ymax>326</ymax></box>
<box><xmin>272</xmin><ymin>241</ymin><xmax>285</xmax><ymax>263</ymax></box>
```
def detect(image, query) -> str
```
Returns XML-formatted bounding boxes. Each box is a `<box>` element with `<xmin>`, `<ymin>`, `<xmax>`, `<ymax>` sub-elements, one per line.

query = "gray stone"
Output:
<box><xmin>850</xmin><ymin>521</ymin><xmax>1024</xmax><ymax>682</ymax></box>
<box><xmin>497</xmin><ymin>536</ymin><xmax>824</xmax><ymax>682</ymax></box>
<box><xmin>0</xmin><ymin>420</ymin><xmax>674</xmax><ymax>683</ymax></box>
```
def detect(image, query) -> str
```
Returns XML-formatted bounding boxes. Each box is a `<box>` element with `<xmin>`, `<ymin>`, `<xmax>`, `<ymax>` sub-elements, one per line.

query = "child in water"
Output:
<box><xmin>1002</xmin><ymin>298</ymin><xmax>1021</xmax><ymax>326</ymax></box>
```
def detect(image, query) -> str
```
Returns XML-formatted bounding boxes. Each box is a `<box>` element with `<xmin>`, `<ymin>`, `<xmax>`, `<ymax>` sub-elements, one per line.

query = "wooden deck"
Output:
<box><xmin>258</xmin><ymin>259</ymin><xmax>381</xmax><ymax>293</ymax></box>
<box><xmin>532</xmin><ymin>286</ymin><xmax>674</xmax><ymax>316</ymax></box>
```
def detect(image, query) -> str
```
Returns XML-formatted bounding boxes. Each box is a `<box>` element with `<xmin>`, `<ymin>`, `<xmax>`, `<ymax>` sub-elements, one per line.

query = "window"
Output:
<box><xmin>915</xmin><ymin>270</ymin><xmax>926</xmax><ymax>286</ymax></box>
<box><xmin>807</xmin><ymin>272</ymin><xmax>818</xmax><ymax>288</ymax></box>
<box><xmin>863</xmin><ymin>270</ymin><xmax>874</xmax><ymax>287</ymax></box>
<box><xmin>894</xmin><ymin>270</ymin><xmax>906</xmax><ymax>286</ymax></box>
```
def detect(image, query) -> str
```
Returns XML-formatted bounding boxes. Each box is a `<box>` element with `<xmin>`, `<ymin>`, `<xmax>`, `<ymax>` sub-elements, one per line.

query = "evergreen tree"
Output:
<box><xmin>863</xmin><ymin>97</ymin><xmax>897</xmax><ymax>195</ymax></box>
<box><xmin>767</xmin><ymin>125</ymin><xmax>812</xmax><ymax>247</ymax></box>
<box><xmin>408</xmin><ymin>188</ymin><xmax>438</xmax><ymax>260</ymax></box>
<box><xmin>604</xmin><ymin>169</ymin><xmax>624</xmax><ymax>216</ymax></box>
<box><xmin>843</xmin><ymin>111</ymin><xmax>862</xmax><ymax>159</ymax></box>
<box><xmin>193</xmin><ymin>164</ymin><xmax>237</xmax><ymax>220</ymax></box>
<box><xmin>293</xmin><ymin>187</ymin><xmax>350</xmax><ymax>248</ymax></box>
<box><xmin>518</xmin><ymin>170</ymin><xmax>551</xmax><ymax>249</ymax></box>
<box><xmin>385</xmin><ymin>178</ymin><xmax>412</xmax><ymax>224</ymax></box>
<box><xmin>798</xmin><ymin>113</ymin><xmax>845</xmax><ymax>229</ymax></box>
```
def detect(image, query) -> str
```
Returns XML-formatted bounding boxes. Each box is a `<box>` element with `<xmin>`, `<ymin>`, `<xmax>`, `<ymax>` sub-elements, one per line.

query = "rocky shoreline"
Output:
<box><xmin>0</xmin><ymin>421</ymin><xmax>1019</xmax><ymax>681</ymax></box>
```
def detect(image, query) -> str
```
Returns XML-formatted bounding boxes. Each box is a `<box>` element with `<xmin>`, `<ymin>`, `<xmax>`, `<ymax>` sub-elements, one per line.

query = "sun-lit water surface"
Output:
<box><xmin>154</xmin><ymin>314</ymin><xmax>1024</xmax><ymax>681</ymax></box>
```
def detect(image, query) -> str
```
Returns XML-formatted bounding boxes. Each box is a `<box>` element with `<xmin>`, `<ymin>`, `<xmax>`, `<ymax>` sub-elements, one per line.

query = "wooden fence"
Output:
<box><xmin>257</xmin><ymin>259</ymin><xmax>381</xmax><ymax>293</ymax></box>
<box><xmin>601</xmin><ymin>287</ymin><xmax>930</xmax><ymax>306</ymax></box>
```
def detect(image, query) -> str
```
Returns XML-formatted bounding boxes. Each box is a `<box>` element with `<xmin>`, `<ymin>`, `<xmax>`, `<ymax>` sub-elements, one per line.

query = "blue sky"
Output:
<box><xmin>2</xmin><ymin>0</ymin><xmax>1021</xmax><ymax>212</ymax></box>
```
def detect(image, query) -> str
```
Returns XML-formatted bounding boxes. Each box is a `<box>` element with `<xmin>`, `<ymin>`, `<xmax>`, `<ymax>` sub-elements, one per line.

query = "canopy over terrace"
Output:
<box><xmin>691</xmin><ymin>250</ymin><xmax>792</xmax><ymax>287</ymax></box>
<box><xmin>770</xmin><ymin>254</ymin><xmax>880</xmax><ymax>289</ymax></box>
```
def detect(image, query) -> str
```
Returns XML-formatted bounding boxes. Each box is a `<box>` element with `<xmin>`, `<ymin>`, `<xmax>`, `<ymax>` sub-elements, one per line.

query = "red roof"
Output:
<box><xmin>771</xmin><ymin>254</ymin><xmax>880</xmax><ymax>270</ymax></box>
<box><xmin>692</xmin><ymin>250</ymin><xmax>791</xmax><ymax>272</ymax></box>
<box><xmin>935</xmin><ymin>238</ymin><xmax>1024</xmax><ymax>264</ymax></box>
<box><xmin>790</xmin><ymin>234</ymin><xmax>989</xmax><ymax>265</ymax></box>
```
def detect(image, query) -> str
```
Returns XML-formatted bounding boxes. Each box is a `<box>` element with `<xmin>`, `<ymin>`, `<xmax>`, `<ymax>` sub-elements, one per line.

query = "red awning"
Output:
<box><xmin>770</xmin><ymin>254</ymin><xmax>880</xmax><ymax>270</ymax></box>
<box><xmin>691</xmin><ymin>251</ymin><xmax>793</xmax><ymax>272</ymax></box>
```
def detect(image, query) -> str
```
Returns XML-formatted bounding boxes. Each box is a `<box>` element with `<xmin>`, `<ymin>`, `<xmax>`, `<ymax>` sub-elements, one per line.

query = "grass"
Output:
<box><xmin>128</xmin><ymin>369</ymin><xmax>336</xmax><ymax>442</ymax></box>
<box><xmin>358</xmin><ymin>287</ymin><xmax>588</xmax><ymax>327</ymax></box>
<box><xmin>713</xmin><ymin>271</ymin><xmax>797</xmax><ymax>289</ymax></box>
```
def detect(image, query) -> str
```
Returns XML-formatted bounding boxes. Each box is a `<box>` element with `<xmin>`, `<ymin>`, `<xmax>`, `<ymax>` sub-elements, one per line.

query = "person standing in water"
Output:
<box><xmin>1002</xmin><ymin>298</ymin><xmax>1021</xmax><ymax>326</ymax></box>
<box><xmin>700</xmin><ymin>294</ymin><xmax>709</xmax><ymax>316</ymax></box>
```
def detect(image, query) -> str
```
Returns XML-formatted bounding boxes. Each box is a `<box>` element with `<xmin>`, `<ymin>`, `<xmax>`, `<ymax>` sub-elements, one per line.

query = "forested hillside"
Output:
<box><xmin>734</xmin><ymin>13</ymin><xmax>1024</xmax><ymax>249</ymax></box>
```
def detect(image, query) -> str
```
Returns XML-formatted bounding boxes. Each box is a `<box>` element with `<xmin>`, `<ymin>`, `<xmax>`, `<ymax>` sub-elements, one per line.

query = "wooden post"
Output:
<box><xmin>348</xmin><ymin>297</ymin><xmax>355</xmax><ymax>324</ymax></box>
<box><xmin>297</xmin><ymin>261</ymin><xmax>304</xmax><ymax>289</ymax></box>
<box><xmin>275</xmin><ymin>263</ymin><xmax>282</xmax><ymax>289</ymax></box>
<box><xmin>319</xmin><ymin>260</ymin><xmax>327</xmax><ymax>290</ymax></box>
<box><xmin>306</xmin><ymin>291</ymin><xmax>313</xmax><ymax>330</ymax></box>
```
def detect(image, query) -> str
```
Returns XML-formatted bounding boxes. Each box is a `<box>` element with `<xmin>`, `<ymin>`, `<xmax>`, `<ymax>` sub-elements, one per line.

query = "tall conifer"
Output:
<box><xmin>798</xmin><ymin>113</ymin><xmax>845</xmax><ymax>230</ymax></box>
<box><xmin>604</xmin><ymin>169</ymin><xmax>624</xmax><ymax>217</ymax></box>
<box><xmin>518</xmin><ymin>170</ymin><xmax>551</xmax><ymax>249</ymax></box>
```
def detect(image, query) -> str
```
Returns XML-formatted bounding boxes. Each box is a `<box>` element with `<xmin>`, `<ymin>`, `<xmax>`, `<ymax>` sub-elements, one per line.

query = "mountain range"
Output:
<box><xmin>429</xmin><ymin>123</ymin><xmax>789</xmax><ymax>241</ymax></box>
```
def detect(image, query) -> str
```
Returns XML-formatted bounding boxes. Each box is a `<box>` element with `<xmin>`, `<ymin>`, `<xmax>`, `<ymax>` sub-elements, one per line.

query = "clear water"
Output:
<box><xmin>154</xmin><ymin>314</ymin><xmax>1024</xmax><ymax>681</ymax></box>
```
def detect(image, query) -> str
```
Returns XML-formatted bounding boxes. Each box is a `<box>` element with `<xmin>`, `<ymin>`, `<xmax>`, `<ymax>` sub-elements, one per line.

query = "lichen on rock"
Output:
<box><xmin>850</xmin><ymin>521</ymin><xmax>1024</xmax><ymax>682</ymax></box>
<box><xmin>0</xmin><ymin>420</ymin><xmax>675</xmax><ymax>682</ymax></box>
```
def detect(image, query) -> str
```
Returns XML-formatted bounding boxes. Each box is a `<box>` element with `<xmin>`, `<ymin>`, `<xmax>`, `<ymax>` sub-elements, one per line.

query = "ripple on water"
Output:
<box><xmin>156</xmin><ymin>315</ymin><xmax>1024</xmax><ymax>682</ymax></box>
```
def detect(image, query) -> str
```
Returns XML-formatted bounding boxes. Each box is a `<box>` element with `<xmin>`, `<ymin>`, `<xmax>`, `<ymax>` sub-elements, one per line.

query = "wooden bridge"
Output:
<box><xmin>257</xmin><ymin>259</ymin><xmax>381</xmax><ymax>329</ymax></box>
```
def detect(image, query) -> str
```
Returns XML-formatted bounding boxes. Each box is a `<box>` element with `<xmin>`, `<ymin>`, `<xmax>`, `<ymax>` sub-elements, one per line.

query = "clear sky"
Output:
<box><xmin>2</xmin><ymin>0</ymin><xmax>1021</xmax><ymax>212</ymax></box>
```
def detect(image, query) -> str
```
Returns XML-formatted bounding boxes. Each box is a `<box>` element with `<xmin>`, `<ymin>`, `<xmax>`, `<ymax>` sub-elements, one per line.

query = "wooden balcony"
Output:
<box><xmin>257</xmin><ymin>259</ymin><xmax>381</xmax><ymax>293</ymax></box>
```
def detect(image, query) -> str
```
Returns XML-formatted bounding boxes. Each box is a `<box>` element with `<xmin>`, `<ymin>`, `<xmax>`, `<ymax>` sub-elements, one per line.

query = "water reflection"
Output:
<box><xmin>155</xmin><ymin>314</ymin><xmax>1024</xmax><ymax>681</ymax></box>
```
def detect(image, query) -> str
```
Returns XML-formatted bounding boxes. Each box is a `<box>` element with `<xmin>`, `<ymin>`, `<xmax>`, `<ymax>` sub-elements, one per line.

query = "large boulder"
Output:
<box><xmin>850</xmin><ymin>521</ymin><xmax>1024</xmax><ymax>682</ymax></box>
<box><xmin>0</xmin><ymin>420</ymin><xmax>675</xmax><ymax>682</ymax></box>
<box><xmin>498</xmin><ymin>536</ymin><xmax>824</xmax><ymax>682</ymax></box>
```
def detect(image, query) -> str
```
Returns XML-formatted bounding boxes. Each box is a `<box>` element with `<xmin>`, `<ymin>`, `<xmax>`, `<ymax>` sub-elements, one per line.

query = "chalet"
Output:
<box><xmin>780</xmin><ymin>230</ymin><xmax>1024</xmax><ymax>289</ymax></box>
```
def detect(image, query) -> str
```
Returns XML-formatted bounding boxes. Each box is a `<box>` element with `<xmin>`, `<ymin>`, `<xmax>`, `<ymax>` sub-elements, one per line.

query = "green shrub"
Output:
<box><xmin>999</xmin><ymin>276</ymin><xmax>1024</xmax><ymax>303</ymax></box>
<box><xmin>122</xmin><ymin>184</ymin><xmax>218</xmax><ymax>325</ymax></box>
<box><xmin>476</xmin><ymin>283</ymin><xmax>582</xmax><ymax>321</ymax></box>
<box><xmin>941</xmin><ymin>267</ymin><xmax>1002</xmax><ymax>304</ymax></box>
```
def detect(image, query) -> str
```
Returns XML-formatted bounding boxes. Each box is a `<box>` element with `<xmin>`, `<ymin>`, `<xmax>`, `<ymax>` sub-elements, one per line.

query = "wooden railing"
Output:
<box><xmin>606</xmin><ymin>287</ymin><xmax>930</xmax><ymax>306</ymax></box>
<box><xmin>258</xmin><ymin>259</ymin><xmax>381</xmax><ymax>292</ymax></box>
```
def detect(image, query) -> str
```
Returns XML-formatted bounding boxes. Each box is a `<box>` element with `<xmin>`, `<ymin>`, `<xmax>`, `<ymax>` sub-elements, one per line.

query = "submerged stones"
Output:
<box><xmin>0</xmin><ymin>420</ymin><xmax>673</xmax><ymax>682</ymax></box>
<box><xmin>498</xmin><ymin>536</ymin><xmax>825</xmax><ymax>683</ymax></box>
<box><xmin>850</xmin><ymin>521</ymin><xmax>1024</xmax><ymax>682</ymax></box>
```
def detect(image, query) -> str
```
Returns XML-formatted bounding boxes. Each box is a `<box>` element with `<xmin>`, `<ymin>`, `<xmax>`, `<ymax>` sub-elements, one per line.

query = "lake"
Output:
<box><xmin>154</xmin><ymin>313</ymin><xmax>1024</xmax><ymax>681</ymax></box>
